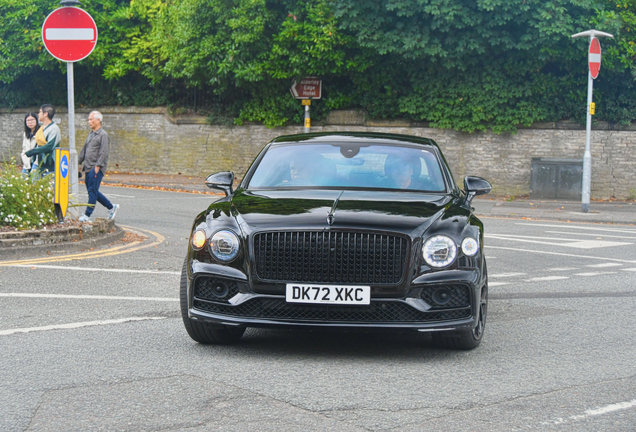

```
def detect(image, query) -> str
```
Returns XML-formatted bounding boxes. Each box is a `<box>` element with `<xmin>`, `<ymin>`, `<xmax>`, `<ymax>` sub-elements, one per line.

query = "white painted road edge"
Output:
<box><xmin>8</xmin><ymin>264</ymin><xmax>180</xmax><ymax>275</ymax></box>
<box><xmin>548</xmin><ymin>399</ymin><xmax>636</xmax><ymax>425</ymax></box>
<box><xmin>0</xmin><ymin>293</ymin><xmax>178</xmax><ymax>302</ymax></box>
<box><xmin>0</xmin><ymin>317</ymin><xmax>165</xmax><ymax>336</ymax></box>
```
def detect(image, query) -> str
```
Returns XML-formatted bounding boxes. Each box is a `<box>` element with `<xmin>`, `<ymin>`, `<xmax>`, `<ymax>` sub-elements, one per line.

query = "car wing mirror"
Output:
<box><xmin>205</xmin><ymin>171</ymin><xmax>234</xmax><ymax>196</ymax></box>
<box><xmin>464</xmin><ymin>176</ymin><xmax>492</xmax><ymax>206</ymax></box>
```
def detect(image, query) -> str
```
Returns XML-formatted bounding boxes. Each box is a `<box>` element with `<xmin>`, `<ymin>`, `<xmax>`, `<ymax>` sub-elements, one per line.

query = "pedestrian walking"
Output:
<box><xmin>20</xmin><ymin>112</ymin><xmax>40</xmax><ymax>174</ymax></box>
<box><xmin>78</xmin><ymin>111</ymin><xmax>119</xmax><ymax>222</ymax></box>
<box><xmin>24</xmin><ymin>104</ymin><xmax>61</xmax><ymax>175</ymax></box>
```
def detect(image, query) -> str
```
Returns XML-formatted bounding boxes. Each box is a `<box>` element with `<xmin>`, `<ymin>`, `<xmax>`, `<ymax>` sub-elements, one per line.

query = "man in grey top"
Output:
<box><xmin>78</xmin><ymin>111</ymin><xmax>119</xmax><ymax>222</ymax></box>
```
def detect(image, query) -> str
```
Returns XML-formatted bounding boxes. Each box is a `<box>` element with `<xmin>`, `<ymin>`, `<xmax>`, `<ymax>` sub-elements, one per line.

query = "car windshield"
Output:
<box><xmin>247</xmin><ymin>143</ymin><xmax>447</xmax><ymax>192</ymax></box>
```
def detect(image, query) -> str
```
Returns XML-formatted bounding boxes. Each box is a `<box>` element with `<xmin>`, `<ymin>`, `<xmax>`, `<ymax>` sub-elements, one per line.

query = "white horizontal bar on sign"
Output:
<box><xmin>45</xmin><ymin>28</ymin><xmax>94</xmax><ymax>40</ymax></box>
<box><xmin>589</xmin><ymin>53</ymin><xmax>601</xmax><ymax>63</ymax></box>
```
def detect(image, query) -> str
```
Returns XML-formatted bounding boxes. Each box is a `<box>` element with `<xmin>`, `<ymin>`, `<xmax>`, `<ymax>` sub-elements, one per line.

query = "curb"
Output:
<box><xmin>0</xmin><ymin>218</ymin><xmax>125</xmax><ymax>260</ymax></box>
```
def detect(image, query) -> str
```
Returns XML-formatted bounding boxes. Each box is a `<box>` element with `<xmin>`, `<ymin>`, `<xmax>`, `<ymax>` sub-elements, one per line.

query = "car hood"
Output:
<box><xmin>229</xmin><ymin>189</ymin><xmax>455</xmax><ymax>236</ymax></box>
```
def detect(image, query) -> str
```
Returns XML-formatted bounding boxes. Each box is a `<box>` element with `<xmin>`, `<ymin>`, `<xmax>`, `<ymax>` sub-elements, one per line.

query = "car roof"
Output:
<box><xmin>269</xmin><ymin>132</ymin><xmax>439</xmax><ymax>149</ymax></box>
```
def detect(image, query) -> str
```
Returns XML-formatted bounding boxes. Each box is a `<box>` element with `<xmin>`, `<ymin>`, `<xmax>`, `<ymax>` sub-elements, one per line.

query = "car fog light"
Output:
<box><xmin>191</xmin><ymin>230</ymin><xmax>207</xmax><ymax>250</ymax></box>
<box><xmin>423</xmin><ymin>235</ymin><xmax>457</xmax><ymax>268</ymax></box>
<box><xmin>210</xmin><ymin>230</ymin><xmax>240</xmax><ymax>262</ymax></box>
<box><xmin>461</xmin><ymin>237</ymin><xmax>479</xmax><ymax>256</ymax></box>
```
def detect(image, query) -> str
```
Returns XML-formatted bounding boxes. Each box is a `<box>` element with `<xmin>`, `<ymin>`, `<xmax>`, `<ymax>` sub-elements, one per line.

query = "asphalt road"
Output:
<box><xmin>1</xmin><ymin>186</ymin><xmax>635</xmax><ymax>431</ymax></box>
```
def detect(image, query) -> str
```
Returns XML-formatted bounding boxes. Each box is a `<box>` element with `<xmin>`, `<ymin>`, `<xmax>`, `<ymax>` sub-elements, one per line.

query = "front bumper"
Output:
<box><xmin>187</xmin><ymin>265</ymin><xmax>483</xmax><ymax>332</ymax></box>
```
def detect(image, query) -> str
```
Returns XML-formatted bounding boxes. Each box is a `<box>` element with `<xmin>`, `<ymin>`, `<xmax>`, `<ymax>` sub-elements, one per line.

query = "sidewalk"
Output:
<box><xmin>102</xmin><ymin>172</ymin><xmax>636</xmax><ymax>225</ymax></box>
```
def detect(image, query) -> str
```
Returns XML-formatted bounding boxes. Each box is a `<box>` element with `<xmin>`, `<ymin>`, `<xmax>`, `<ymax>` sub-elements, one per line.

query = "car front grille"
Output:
<box><xmin>193</xmin><ymin>298</ymin><xmax>470</xmax><ymax>323</ymax></box>
<box><xmin>253</xmin><ymin>231</ymin><xmax>408</xmax><ymax>284</ymax></box>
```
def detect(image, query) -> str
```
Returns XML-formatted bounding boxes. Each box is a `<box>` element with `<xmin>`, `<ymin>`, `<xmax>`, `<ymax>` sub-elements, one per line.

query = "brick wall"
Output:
<box><xmin>1</xmin><ymin>107</ymin><xmax>634</xmax><ymax>198</ymax></box>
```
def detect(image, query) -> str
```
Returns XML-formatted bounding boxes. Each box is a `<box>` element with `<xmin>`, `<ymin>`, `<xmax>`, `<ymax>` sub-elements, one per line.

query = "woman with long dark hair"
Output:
<box><xmin>20</xmin><ymin>112</ymin><xmax>40</xmax><ymax>174</ymax></box>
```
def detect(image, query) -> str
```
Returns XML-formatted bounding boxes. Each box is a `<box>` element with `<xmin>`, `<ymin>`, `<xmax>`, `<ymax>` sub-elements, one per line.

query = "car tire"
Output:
<box><xmin>432</xmin><ymin>262</ymin><xmax>488</xmax><ymax>350</ymax></box>
<box><xmin>180</xmin><ymin>258</ymin><xmax>246</xmax><ymax>344</ymax></box>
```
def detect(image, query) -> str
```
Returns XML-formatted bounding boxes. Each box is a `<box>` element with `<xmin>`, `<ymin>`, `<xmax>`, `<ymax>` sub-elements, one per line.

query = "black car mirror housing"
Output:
<box><xmin>464</xmin><ymin>176</ymin><xmax>492</xmax><ymax>206</ymax></box>
<box><xmin>206</xmin><ymin>171</ymin><xmax>234</xmax><ymax>196</ymax></box>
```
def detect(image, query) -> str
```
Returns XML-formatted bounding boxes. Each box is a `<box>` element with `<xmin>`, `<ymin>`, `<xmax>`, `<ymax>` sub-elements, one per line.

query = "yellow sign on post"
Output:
<box><xmin>54</xmin><ymin>148</ymin><xmax>70</xmax><ymax>219</ymax></box>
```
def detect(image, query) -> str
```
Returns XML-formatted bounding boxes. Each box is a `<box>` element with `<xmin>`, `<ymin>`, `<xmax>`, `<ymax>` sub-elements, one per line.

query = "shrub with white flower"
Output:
<box><xmin>0</xmin><ymin>163</ymin><xmax>57</xmax><ymax>230</ymax></box>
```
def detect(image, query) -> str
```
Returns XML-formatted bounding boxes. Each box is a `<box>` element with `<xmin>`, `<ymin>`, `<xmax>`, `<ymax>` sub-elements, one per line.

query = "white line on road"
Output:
<box><xmin>586</xmin><ymin>263</ymin><xmax>622</xmax><ymax>268</ymax></box>
<box><xmin>546</xmin><ymin>230</ymin><xmax>636</xmax><ymax>240</ymax></box>
<box><xmin>487</xmin><ymin>246</ymin><xmax>636</xmax><ymax>264</ymax></box>
<box><xmin>526</xmin><ymin>276</ymin><xmax>570</xmax><ymax>282</ymax></box>
<box><xmin>548</xmin><ymin>267</ymin><xmax>578</xmax><ymax>271</ymax></box>
<box><xmin>8</xmin><ymin>264</ymin><xmax>180</xmax><ymax>275</ymax></box>
<box><xmin>574</xmin><ymin>272</ymin><xmax>617</xmax><ymax>277</ymax></box>
<box><xmin>517</xmin><ymin>222</ymin><xmax>636</xmax><ymax>234</ymax></box>
<box><xmin>0</xmin><ymin>293</ymin><xmax>178</xmax><ymax>302</ymax></box>
<box><xmin>622</xmin><ymin>268</ymin><xmax>636</xmax><ymax>272</ymax></box>
<box><xmin>0</xmin><ymin>317</ymin><xmax>165</xmax><ymax>336</ymax></box>
<box><xmin>490</xmin><ymin>273</ymin><xmax>526</xmax><ymax>278</ymax></box>
<box><xmin>548</xmin><ymin>399</ymin><xmax>636</xmax><ymax>425</ymax></box>
<box><xmin>486</xmin><ymin>234</ymin><xmax>630</xmax><ymax>249</ymax></box>
<box><xmin>488</xmin><ymin>282</ymin><xmax>510</xmax><ymax>287</ymax></box>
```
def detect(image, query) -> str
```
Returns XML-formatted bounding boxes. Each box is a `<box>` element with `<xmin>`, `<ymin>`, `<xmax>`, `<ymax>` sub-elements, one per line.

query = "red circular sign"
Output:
<box><xmin>589</xmin><ymin>37</ymin><xmax>601</xmax><ymax>79</ymax></box>
<box><xmin>42</xmin><ymin>7</ymin><xmax>98</xmax><ymax>62</ymax></box>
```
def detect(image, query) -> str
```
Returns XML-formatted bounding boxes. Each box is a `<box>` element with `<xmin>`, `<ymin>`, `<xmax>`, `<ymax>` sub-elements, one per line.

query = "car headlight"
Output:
<box><xmin>461</xmin><ymin>237</ymin><xmax>479</xmax><ymax>256</ymax></box>
<box><xmin>191</xmin><ymin>229</ymin><xmax>207</xmax><ymax>250</ymax></box>
<box><xmin>423</xmin><ymin>235</ymin><xmax>457</xmax><ymax>268</ymax></box>
<box><xmin>210</xmin><ymin>230</ymin><xmax>240</xmax><ymax>262</ymax></box>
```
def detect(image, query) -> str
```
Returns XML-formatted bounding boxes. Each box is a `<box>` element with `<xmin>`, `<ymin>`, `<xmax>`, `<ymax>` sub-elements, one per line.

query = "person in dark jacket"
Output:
<box><xmin>78</xmin><ymin>111</ymin><xmax>119</xmax><ymax>222</ymax></box>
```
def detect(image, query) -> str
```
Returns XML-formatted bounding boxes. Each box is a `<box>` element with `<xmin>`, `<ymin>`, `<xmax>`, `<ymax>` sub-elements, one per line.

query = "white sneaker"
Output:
<box><xmin>108</xmin><ymin>204</ymin><xmax>119</xmax><ymax>220</ymax></box>
<box><xmin>78</xmin><ymin>214</ymin><xmax>90</xmax><ymax>222</ymax></box>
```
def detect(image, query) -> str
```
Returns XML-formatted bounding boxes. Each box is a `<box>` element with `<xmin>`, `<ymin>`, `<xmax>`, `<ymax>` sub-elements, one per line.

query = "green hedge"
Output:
<box><xmin>1</xmin><ymin>0</ymin><xmax>634</xmax><ymax>132</ymax></box>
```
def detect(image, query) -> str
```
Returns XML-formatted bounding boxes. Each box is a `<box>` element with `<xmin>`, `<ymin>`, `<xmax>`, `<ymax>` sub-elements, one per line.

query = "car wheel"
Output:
<box><xmin>180</xmin><ymin>258</ymin><xmax>246</xmax><ymax>344</ymax></box>
<box><xmin>432</xmin><ymin>262</ymin><xmax>488</xmax><ymax>350</ymax></box>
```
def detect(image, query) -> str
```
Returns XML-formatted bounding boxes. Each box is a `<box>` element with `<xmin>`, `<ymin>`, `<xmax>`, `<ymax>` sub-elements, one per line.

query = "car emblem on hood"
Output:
<box><xmin>327</xmin><ymin>191</ymin><xmax>343</xmax><ymax>226</ymax></box>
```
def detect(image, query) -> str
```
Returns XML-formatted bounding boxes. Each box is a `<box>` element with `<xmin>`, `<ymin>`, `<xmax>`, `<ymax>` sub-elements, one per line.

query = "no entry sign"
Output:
<box><xmin>589</xmin><ymin>37</ymin><xmax>601</xmax><ymax>79</ymax></box>
<box><xmin>42</xmin><ymin>7</ymin><xmax>98</xmax><ymax>62</ymax></box>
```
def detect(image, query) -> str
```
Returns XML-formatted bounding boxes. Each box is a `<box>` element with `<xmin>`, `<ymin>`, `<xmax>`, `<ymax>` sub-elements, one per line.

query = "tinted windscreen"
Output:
<box><xmin>248</xmin><ymin>143</ymin><xmax>447</xmax><ymax>192</ymax></box>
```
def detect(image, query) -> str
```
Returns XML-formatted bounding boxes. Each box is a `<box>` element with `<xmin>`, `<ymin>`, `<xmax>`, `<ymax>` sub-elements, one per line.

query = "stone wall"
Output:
<box><xmin>1</xmin><ymin>107</ymin><xmax>635</xmax><ymax>198</ymax></box>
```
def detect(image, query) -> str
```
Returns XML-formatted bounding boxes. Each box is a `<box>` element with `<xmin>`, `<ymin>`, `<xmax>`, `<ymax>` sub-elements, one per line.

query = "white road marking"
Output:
<box><xmin>0</xmin><ymin>317</ymin><xmax>165</xmax><ymax>336</ymax></box>
<box><xmin>548</xmin><ymin>267</ymin><xmax>578</xmax><ymax>271</ymax></box>
<box><xmin>8</xmin><ymin>264</ymin><xmax>179</xmax><ymax>275</ymax></box>
<box><xmin>96</xmin><ymin>193</ymin><xmax>136</xmax><ymax>198</ymax></box>
<box><xmin>516</xmin><ymin>223</ymin><xmax>636</xmax><ymax>234</ymax></box>
<box><xmin>486</xmin><ymin>234</ymin><xmax>631</xmax><ymax>249</ymax></box>
<box><xmin>490</xmin><ymin>273</ymin><xmax>526</xmax><ymax>278</ymax></box>
<box><xmin>488</xmin><ymin>282</ymin><xmax>510</xmax><ymax>287</ymax></box>
<box><xmin>0</xmin><ymin>293</ymin><xmax>178</xmax><ymax>302</ymax></box>
<box><xmin>526</xmin><ymin>276</ymin><xmax>569</xmax><ymax>282</ymax></box>
<box><xmin>621</xmin><ymin>268</ymin><xmax>636</xmax><ymax>272</ymax></box>
<box><xmin>546</xmin><ymin>230</ymin><xmax>636</xmax><ymax>240</ymax></box>
<box><xmin>574</xmin><ymin>272</ymin><xmax>617</xmax><ymax>277</ymax></box>
<box><xmin>548</xmin><ymin>399</ymin><xmax>636</xmax><ymax>425</ymax></box>
<box><xmin>586</xmin><ymin>263</ymin><xmax>622</xmax><ymax>268</ymax></box>
<box><xmin>487</xmin><ymin>246</ymin><xmax>636</xmax><ymax>264</ymax></box>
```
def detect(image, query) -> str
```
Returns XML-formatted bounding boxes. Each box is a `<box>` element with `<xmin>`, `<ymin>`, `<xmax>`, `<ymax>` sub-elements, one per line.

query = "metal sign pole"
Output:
<box><xmin>304</xmin><ymin>104</ymin><xmax>310</xmax><ymax>133</ymax></box>
<box><xmin>581</xmin><ymin>65</ymin><xmax>593</xmax><ymax>213</ymax></box>
<box><xmin>571</xmin><ymin>29</ymin><xmax>613</xmax><ymax>213</ymax></box>
<box><xmin>67</xmin><ymin>61</ymin><xmax>78</xmax><ymax>196</ymax></box>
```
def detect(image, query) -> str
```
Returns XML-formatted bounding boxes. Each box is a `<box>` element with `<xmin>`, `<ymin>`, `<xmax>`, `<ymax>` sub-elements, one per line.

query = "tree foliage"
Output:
<box><xmin>1</xmin><ymin>0</ymin><xmax>635</xmax><ymax>131</ymax></box>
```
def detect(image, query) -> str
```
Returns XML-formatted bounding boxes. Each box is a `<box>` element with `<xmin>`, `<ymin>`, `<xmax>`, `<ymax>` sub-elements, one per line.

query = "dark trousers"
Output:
<box><xmin>84</xmin><ymin>168</ymin><xmax>112</xmax><ymax>216</ymax></box>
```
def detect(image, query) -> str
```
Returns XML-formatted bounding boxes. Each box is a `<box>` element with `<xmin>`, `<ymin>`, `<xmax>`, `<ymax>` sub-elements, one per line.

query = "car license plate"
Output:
<box><xmin>286</xmin><ymin>284</ymin><xmax>371</xmax><ymax>305</ymax></box>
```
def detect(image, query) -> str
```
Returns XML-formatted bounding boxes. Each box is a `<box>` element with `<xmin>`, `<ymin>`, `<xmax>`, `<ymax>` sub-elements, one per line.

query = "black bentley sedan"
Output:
<box><xmin>181</xmin><ymin>132</ymin><xmax>492</xmax><ymax>349</ymax></box>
